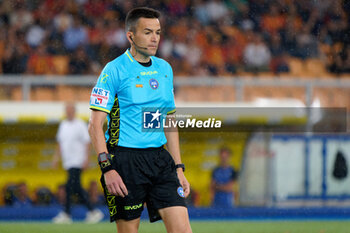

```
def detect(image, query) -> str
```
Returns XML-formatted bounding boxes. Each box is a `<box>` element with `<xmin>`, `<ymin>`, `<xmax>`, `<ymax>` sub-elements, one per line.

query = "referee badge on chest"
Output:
<box><xmin>149</xmin><ymin>78</ymin><xmax>159</xmax><ymax>89</ymax></box>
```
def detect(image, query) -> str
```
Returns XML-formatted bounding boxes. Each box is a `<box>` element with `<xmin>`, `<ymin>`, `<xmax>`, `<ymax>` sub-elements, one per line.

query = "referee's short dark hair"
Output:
<box><xmin>125</xmin><ymin>7</ymin><xmax>161</xmax><ymax>32</ymax></box>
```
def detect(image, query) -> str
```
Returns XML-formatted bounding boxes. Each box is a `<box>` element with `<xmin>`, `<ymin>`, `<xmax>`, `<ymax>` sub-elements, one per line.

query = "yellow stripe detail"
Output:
<box><xmin>125</xmin><ymin>51</ymin><xmax>134</xmax><ymax>62</ymax></box>
<box><xmin>167</xmin><ymin>109</ymin><xmax>176</xmax><ymax>115</ymax></box>
<box><xmin>281</xmin><ymin>116</ymin><xmax>307</xmax><ymax>125</ymax></box>
<box><xmin>18</xmin><ymin>116</ymin><xmax>47</xmax><ymax>123</ymax></box>
<box><xmin>238</xmin><ymin>116</ymin><xmax>268</xmax><ymax>124</ymax></box>
<box><xmin>90</xmin><ymin>106</ymin><xmax>111</xmax><ymax>114</ymax></box>
<box><xmin>77</xmin><ymin>114</ymin><xmax>90</xmax><ymax>122</ymax></box>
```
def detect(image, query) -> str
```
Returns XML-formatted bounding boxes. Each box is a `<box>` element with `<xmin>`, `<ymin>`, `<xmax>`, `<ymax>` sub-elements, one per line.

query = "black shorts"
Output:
<box><xmin>100</xmin><ymin>145</ymin><xmax>187</xmax><ymax>222</ymax></box>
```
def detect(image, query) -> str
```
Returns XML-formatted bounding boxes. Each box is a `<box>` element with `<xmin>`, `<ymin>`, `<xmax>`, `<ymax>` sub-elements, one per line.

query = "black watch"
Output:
<box><xmin>175</xmin><ymin>163</ymin><xmax>185</xmax><ymax>172</ymax></box>
<box><xmin>98</xmin><ymin>152</ymin><xmax>114</xmax><ymax>174</ymax></box>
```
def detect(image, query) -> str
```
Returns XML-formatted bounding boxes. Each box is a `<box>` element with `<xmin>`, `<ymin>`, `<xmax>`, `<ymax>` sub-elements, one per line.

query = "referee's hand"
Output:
<box><xmin>104</xmin><ymin>170</ymin><xmax>128</xmax><ymax>197</ymax></box>
<box><xmin>177</xmin><ymin>170</ymin><xmax>190</xmax><ymax>198</ymax></box>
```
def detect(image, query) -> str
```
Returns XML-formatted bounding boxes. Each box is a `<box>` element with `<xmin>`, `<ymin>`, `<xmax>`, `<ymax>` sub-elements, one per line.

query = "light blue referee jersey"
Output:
<box><xmin>90</xmin><ymin>49</ymin><xmax>176</xmax><ymax>148</ymax></box>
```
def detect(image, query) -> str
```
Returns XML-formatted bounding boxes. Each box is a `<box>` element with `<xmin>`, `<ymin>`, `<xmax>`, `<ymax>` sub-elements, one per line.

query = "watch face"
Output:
<box><xmin>99</xmin><ymin>153</ymin><xmax>108</xmax><ymax>163</ymax></box>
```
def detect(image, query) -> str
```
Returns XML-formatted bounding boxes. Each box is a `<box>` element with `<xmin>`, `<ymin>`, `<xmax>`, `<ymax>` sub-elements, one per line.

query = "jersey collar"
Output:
<box><xmin>125</xmin><ymin>49</ymin><xmax>153</xmax><ymax>64</ymax></box>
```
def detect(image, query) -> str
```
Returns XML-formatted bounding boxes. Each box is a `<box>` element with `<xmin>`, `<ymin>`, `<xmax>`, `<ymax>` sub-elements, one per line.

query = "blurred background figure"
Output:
<box><xmin>12</xmin><ymin>182</ymin><xmax>32</xmax><ymax>207</ymax></box>
<box><xmin>54</xmin><ymin>184</ymin><xmax>67</xmax><ymax>206</ymax></box>
<box><xmin>33</xmin><ymin>186</ymin><xmax>54</xmax><ymax>206</ymax></box>
<box><xmin>87</xmin><ymin>181</ymin><xmax>104</xmax><ymax>207</ymax></box>
<box><xmin>52</xmin><ymin>102</ymin><xmax>103</xmax><ymax>224</ymax></box>
<box><xmin>2</xmin><ymin>183</ymin><xmax>17</xmax><ymax>206</ymax></box>
<box><xmin>210</xmin><ymin>147</ymin><xmax>238</xmax><ymax>208</ymax></box>
<box><xmin>243</xmin><ymin>33</ymin><xmax>271</xmax><ymax>73</ymax></box>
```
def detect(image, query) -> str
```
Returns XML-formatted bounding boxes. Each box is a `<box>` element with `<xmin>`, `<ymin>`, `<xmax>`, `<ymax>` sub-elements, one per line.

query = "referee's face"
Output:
<box><xmin>133</xmin><ymin>17</ymin><xmax>161</xmax><ymax>56</ymax></box>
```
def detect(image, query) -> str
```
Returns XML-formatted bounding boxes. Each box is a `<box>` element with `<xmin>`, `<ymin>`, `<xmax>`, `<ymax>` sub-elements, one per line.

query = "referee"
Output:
<box><xmin>88</xmin><ymin>7</ymin><xmax>192</xmax><ymax>233</ymax></box>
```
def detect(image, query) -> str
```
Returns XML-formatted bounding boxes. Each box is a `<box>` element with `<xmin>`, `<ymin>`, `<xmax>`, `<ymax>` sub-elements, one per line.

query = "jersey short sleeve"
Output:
<box><xmin>90</xmin><ymin>63</ymin><xmax>119</xmax><ymax>114</ymax></box>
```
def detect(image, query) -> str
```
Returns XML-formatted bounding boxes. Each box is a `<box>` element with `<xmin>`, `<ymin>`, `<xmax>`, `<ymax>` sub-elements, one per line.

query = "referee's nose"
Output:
<box><xmin>151</xmin><ymin>32</ymin><xmax>159</xmax><ymax>44</ymax></box>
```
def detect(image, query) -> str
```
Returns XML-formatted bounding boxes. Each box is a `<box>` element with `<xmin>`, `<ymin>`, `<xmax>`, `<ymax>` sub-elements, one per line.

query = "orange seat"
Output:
<box><xmin>11</xmin><ymin>86</ymin><xmax>23</xmax><ymax>101</ymax></box>
<box><xmin>75</xmin><ymin>87</ymin><xmax>92</xmax><ymax>101</ymax></box>
<box><xmin>52</xmin><ymin>56</ymin><xmax>69</xmax><ymax>75</ymax></box>
<box><xmin>57</xmin><ymin>85</ymin><xmax>76</xmax><ymax>101</ymax></box>
<box><xmin>304</xmin><ymin>59</ymin><xmax>329</xmax><ymax>78</ymax></box>
<box><xmin>288</xmin><ymin>58</ymin><xmax>305</xmax><ymax>77</ymax></box>
<box><xmin>31</xmin><ymin>87</ymin><xmax>56</xmax><ymax>101</ymax></box>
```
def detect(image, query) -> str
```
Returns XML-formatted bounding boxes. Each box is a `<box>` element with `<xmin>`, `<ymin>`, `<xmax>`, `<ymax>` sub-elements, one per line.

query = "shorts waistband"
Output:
<box><xmin>110</xmin><ymin>145</ymin><xmax>164</xmax><ymax>152</ymax></box>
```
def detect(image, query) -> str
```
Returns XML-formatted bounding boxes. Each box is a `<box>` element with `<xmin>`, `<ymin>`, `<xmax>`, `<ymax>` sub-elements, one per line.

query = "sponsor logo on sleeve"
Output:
<box><xmin>99</xmin><ymin>73</ymin><xmax>108</xmax><ymax>83</ymax></box>
<box><xmin>90</xmin><ymin>87</ymin><xmax>110</xmax><ymax>107</ymax></box>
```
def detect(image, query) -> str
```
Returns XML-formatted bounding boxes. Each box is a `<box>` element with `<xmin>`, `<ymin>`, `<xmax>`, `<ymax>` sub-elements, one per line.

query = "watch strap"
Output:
<box><xmin>98</xmin><ymin>152</ymin><xmax>114</xmax><ymax>174</ymax></box>
<box><xmin>175</xmin><ymin>163</ymin><xmax>185</xmax><ymax>172</ymax></box>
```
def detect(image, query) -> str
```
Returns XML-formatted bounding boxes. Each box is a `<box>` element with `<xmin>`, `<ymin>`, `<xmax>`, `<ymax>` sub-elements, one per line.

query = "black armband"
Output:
<box><xmin>98</xmin><ymin>152</ymin><xmax>114</xmax><ymax>174</ymax></box>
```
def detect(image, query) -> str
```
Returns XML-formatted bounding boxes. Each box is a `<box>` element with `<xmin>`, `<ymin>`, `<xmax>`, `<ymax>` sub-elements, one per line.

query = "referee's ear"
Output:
<box><xmin>126</xmin><ymin>31</ymin><xmax>133</xmax><ymax>44</ymax></box>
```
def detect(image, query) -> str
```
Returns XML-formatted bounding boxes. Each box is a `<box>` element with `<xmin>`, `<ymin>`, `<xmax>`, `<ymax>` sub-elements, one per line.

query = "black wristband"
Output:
<box><xmin>175</xmin><ymin>163</ymin><xmax>185</xmax><ymax>172</ymax></box>
<box><xmin>98</xmin><ymin>152</ymin><xmax>114</xmax><ymax>174</ymax></box>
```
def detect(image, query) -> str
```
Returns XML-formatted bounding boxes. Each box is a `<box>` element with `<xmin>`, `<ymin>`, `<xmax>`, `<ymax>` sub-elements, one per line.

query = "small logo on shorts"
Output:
<box><xmin>177</xmin><ymin>187</ymin><xmax>185</xmax><ymax>198</ymax></box>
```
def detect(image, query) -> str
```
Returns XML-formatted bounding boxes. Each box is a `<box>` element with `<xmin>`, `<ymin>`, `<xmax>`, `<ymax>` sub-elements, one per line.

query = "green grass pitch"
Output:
<box><xmin>0</xmin><ymin>221</ymin><xmax>350</xmax><ymax>233</ymax></box>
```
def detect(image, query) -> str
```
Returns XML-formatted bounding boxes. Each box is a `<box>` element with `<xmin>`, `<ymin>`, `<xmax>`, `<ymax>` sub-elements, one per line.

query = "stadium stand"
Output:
<box><xmin>0</xmin><ymin>0</ymin><xmax>349</xmax><ymax>77</ymax></box>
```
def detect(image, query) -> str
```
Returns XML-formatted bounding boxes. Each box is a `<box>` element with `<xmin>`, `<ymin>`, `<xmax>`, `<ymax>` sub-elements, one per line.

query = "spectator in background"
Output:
<box><xmin>87</xmin><ymin>181</ymin><xmax>105</xmax><ymax>206</ymax></box>
<box><xmin>184</xmin><ymin>36</ymin><xmax>202</xmax><ymax>75</ymax></box>
<box><xmin>54</xmin><ymin>184</ymin><xmax>67</xmax><ymax>206</ymax></box>
<box><xmin>52</xmin><ymin>102</ymin><xmax>103</xmax><ymax>224</ymax></box>
<box><xmin>210</xmin><ymin>147</ymin><xmax>238</xmax><ymax>208</ymax></box>
<box><xmin>2</xmin><ymin>43</ymin><xmax>28</xmax><ymax>74</ymax></box>
<box><xmin>224</xmin><ymin>0</ymin><xmax>247</xmax><ymax>15</ymax></box>
<box><xmin>269</xmin><ymin>33</ymin><xmax>289</xmax><ymax>74</ymax></box>
<box><xmin>261</xmin><ymin>4</ymin><xmax>286</xmax><ymax>36</ymax></box>
<box><xmin>26</xmin><ymin>43</ymin><xmax>56</xmax><ymax>74</ymax></box>
<box><xmin>0</xmin><ymin>0</ymin><xmax>349</xmax><ymax>76</ymax></box>
<box><xmin>9</xmin><ymin>4</ymin><xmax>33</xmax><ymax>30</ymax></box>
<box><xmin>69</xmin><ymin>47</ymin><xmax>91</xmax><ymax>74</ymax></box>
<box><xmin>295</xmin><ymin>26</ymin><xmax>319</xmax><ymax>59</ymax></box>
<box><xmin>13</xmin><ymin>182</ymin><xmax>33</xmax><ymax>207</ymax></box>
<box><xmin>206</xmin><ymin>0</ymin><xmax>229</xmax><ymax>24</ymax></box>
<box><xmin>86</xmin><ymin>17</ymin><xmax>105</xmax><ymax>63</ymax></box>
<box><xmin>193</xmin><ymin>0</ymin><xmax>210</xmax><ymax>25</ymax></box>
<box><xmin>25</xmin><ymin>19</ymin><xmax>46</xmax><ymax>48</ymax></box>
<box><xmin>53</xmin><ymin>8</ymin><xmax>73</xmax><ymax>34</ymax></box>
<box><xmin>243</xmin><ymin>33</ymin><xmax>271</xmax><ymax>73</ymax></box>
<box><xmin>328</xmin><ymin>43</ymin><xmax>350</xmax><ymax>75</ymax></box>
<box><xmin>342</xmin><ymin>46</ymin><xmax>350</xmax><ymax>73</ymax></box>
<box><xmin>3</xmin><ymin>183</ymin><xmax>16</xmax><ymax>206</ymax></box>
<box><xmin>203</xmin><ymin>28</ymin><xmax>226</xmax><ymax>75</ymax></box>
<box><xmin>63</xmin><ymin>16</ymin><xmax>88</xmax><ymax>52</ymax></box>
<box><xmin>34</xmin><ymin>187</ymin><xmax>54</xmax><ymax>206</ymax></box>
<box><xmin>104</xmin><ymin>19</ymin><xmax>128</xmax><ymax>60</ymax></box>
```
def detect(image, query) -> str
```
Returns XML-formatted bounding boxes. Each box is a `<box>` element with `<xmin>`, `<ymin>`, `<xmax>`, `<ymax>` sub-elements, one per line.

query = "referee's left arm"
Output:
<box><xmin>164</xmin><ymin>114</ymin><xmax>190</xmax><ymax>197</ymax></box>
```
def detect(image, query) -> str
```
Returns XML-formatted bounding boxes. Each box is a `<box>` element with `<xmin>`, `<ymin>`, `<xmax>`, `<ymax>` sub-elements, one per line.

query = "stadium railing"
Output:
<box><xmin>0</xmin><ymin>75</ymin><xmax>349</xmax><ymax>107</ymax></box>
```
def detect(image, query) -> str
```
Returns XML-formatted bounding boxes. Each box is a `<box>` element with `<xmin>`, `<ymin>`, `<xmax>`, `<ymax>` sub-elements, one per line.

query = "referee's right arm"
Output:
<box><xmin>88</xmin><ymin>110</ymin><xmax>108</xmax><ymax>155</ymax></box>
<box><xmin>88</xmin><ymin>110</ymin><xmax>128</xmax><ymax>197</ymax></box>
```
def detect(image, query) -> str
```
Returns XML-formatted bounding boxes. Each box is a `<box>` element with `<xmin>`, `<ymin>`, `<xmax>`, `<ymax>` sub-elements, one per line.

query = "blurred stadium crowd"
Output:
<box><xmin>1</xmin><ymin>180</ymin><xmax>199</xmax><ymax>207</ymax></box>
<box><xmin>0</xmin><ymin>0</ymin><xmax>349</xmax><ymax>76</ymax></box>
<box><xmin>2</xmin><ymin>181</ymin><xmax>105</xmax><ymax>207</ymax></box>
